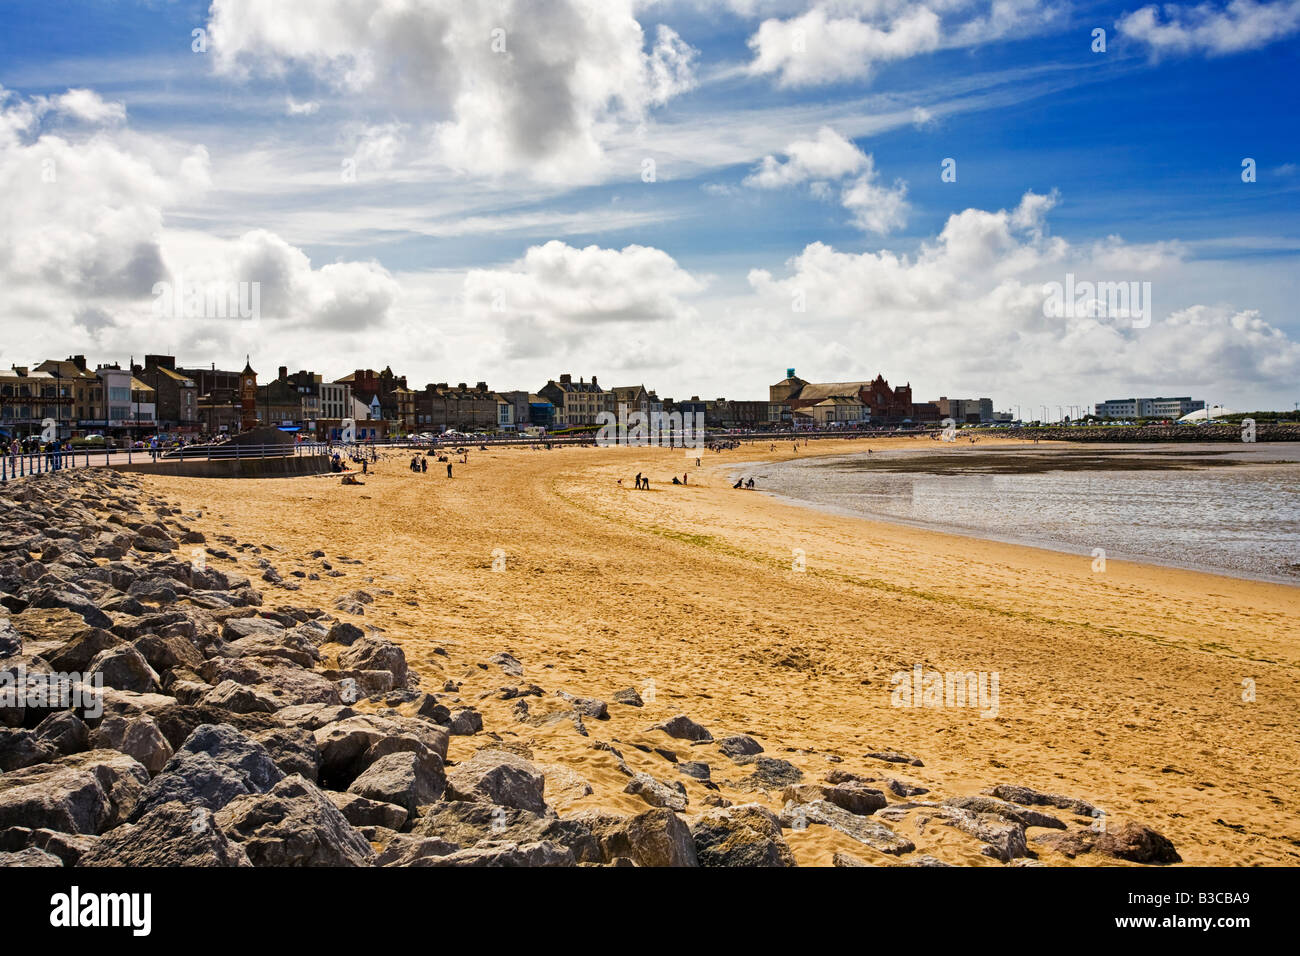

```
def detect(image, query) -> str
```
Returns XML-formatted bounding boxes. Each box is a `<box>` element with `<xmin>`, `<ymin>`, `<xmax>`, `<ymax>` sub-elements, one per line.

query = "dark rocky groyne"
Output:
<box><xmin>982</xmin><ymin>423</ymin><xmax>1299</xmax><ymax>442</ymax></box>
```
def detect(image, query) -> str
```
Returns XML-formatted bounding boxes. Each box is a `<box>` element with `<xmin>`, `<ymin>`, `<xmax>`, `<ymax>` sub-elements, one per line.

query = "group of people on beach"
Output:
<box><xmin>622</xmin><ymin>469</ymin><xmax>699</xmax><ymax>489</ymax></box>
<box><xmin>733</xmin><ymin>477</ymin><xmax>756</xmax><ymax>489</ymax></box>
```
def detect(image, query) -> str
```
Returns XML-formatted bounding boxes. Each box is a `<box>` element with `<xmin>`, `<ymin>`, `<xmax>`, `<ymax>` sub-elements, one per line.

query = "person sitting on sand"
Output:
<box><xmin>733</xmin><ymin>478</ymin><xmax>743</xmax><ymax>489</ymax></box>
<box><xmin>746</xmin><ymin>477</ymin><xmax>755</xmax><ymax>489</ymax></box>
<box><xmin>672</xmin><ymin>476</ymin><xmax>681</xmax><ymax>485</ymax></box>
<box><xmin>342</xmin><ymin>474</ymin><xmax>364</xmax><ymax>485</ymax></box>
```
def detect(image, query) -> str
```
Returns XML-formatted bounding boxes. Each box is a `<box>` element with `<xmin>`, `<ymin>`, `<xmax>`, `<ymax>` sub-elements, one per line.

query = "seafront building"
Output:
<box><xmin>1</xmin><ymin>350</ymin><xmax>1022</xmax><ymax>440</ymax></box>
<box><xmin>1095</xmin><ymin>397</ymin><xmax>1205</xmax><ymax>419</ymax></box>
<box><xmin>133</xmin><ymin>356</ymin><xmax>198</xmax><ymax>432</ymax></box>
<box><xmin>414</xmin><ymin>382</ymin><xmax>502</xmax><ymax>432</ymax></box>
<box><xmin>933</xmin><ymin>396</ymin><xmax>995</xmax><ymax>424</ymax></box>
<box><xmin>538</xmin><ymin>374</ymin><xmax>613</xmax><ymax>427</ymax></box>
<box><xmin>33</xmin><ymin>356</ymin><xmax>101</xmax><ymax>435</ymax></box>
<box><xmin>1</xmin><ymin>364</ymin><xmax>71</xmax><ymax>438</ymax></box>
<box><xmin>771</xmin><ymin>369</ymin><xmax>939</xmax><ymax>425</ymax></box>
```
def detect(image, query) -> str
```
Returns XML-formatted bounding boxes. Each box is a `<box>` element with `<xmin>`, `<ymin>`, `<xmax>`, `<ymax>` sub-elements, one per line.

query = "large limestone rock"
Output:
<box><xmin>446</xmin><ymin>748</ymin><xmax>547</xmax><ymax>813</ymax></box>
<box><xmin>133</xmin><ymin>724</ymin><xmax>284</xmax><ymax>818</ymax></box>
<box><xmin>0</xmin><ymin>749</ymin><xmax>149</xmax><ymax>834</ymax></box>
<box><xmin>624</xmin><ymin>772</ymin><xmax>687</xmax><ymax>811</ymax></box>
<box><xmin>89</xmin><ymin>714</ymin><xmax>174</xmax><ymax>777</ymax></box>
<box><xmin>214</xmin><ymin>774</ymin><xmax>375</xmax><ymax>866</ymax></box>
<box><xmin>327</xmin><ymin>792</ymin><xmax>408</xmax><ymax>831</ymax></box>
<box><xmin>944</xmin><ymin>794</ymin><xmax>1066</xmax><ymax>830</ymax></box>
<box><xmin>691</xmin><ymin>803</ymin><xmax>797</xmax><ymax>867</ymax></box>
<box><xmin>780</xmin><ymin>799</ymin><xmax>915</xmax><ymax>856</ymax></box>
<box><xmin>412</xmin><ymin>801</ymin><xmax>601</xmax><ymax>863</ymax></box>
<box><xmin>339</xmin><ymin>637</ymin><xmax>408</xmax><ymax>685</ymax></box>
<box><xmin>987</xmin><ymin>784</ymin><xmax>1097</xmax><ymax>818</ymax></box>
<box><xmin>346</xmin><ymin>749</ymin><xmax>446</xmax><ymax>816</ymax></box>
<box><xmin>784</xmin><ymin>782</ymin><xmax>887</xmax><ymax>816</ymax></box>
<box><xmin>33</xmin><ymin>712</ymin><xmax>90</xmax><ymax>757</ymax></box>
<box><xmin>648</xmin><ymin>714</ymin><xmax>713</xmax><ymax>742</ymax></box>
<box><xmin>435</xmin><ymin>841</ymin><xmax>575</xmax><ymax>866</ymax></box>
<box><xmin>0</xmin><ymin>728</ymin><xmax>58</xmax><ymax>772</ymax></box>
<box><xmin>86</xmin><ymin>645</ymin><xmax>161</xmax><ymax>693</ymax></box>
<box><xmin>250</xmin><ymin>727</ymin><xmax>321</xmax><ymax>782</ymax></box>
<box><xmin>79</xmin><ymin>800</ymin><xmax>252</xmax><ymax>867</ymax></box>
<box><xmin>567</xmin><ymin>807</ymin><xmax>698</xmax><ymax>867</ymax></box>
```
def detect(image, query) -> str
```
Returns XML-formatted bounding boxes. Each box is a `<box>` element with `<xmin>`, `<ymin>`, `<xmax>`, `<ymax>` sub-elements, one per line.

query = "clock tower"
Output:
<box><xmin>240</xmin><ymin>357</ymin><xmax>258</xmax><ymax>432</ymax></box>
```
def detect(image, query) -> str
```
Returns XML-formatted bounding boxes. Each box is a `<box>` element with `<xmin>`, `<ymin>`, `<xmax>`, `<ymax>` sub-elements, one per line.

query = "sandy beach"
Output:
<box><xmin>140</xmin><ymin>437</ymin><xmax>1300</xmax><ymax>866</ymax></box>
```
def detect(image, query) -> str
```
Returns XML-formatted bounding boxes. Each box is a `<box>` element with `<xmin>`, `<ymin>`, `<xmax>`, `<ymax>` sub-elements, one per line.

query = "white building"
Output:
<box><xmin>96</xmin><ymin>366</ymin><xmax>156</xmax><ymax>431</ymax></box>
<box><xmin>1096</xmin><ymin>397</ymin><xmax>1205</xmax><ymax>419</ymax></box>
<box><xmin>319</xmin><ymin>381</ymin><xmax>351</xmax><ymax>421</ymax></box>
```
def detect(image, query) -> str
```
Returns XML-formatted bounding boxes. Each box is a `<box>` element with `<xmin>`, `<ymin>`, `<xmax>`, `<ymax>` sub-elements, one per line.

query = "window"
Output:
<box><xmin>109</xmin><ymin>387</ymin><xmax>130</xmax><ymax>402</ymax></box>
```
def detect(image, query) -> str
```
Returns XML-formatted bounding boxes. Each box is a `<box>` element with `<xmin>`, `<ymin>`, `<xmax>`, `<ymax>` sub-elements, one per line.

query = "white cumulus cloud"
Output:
<box><xmin>1117</xmin><ymin>0</ymin><xmax>1300</xmax><ymax>57</ymax></box>
<box><xmin>206</xmin><ymin>0</ymin><xmax>698</xmax><ymax>181</ymax></box>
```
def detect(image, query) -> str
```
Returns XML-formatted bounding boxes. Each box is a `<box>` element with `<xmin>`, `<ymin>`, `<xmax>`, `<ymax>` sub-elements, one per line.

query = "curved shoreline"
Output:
<box><xmin>722</xmin><ymin>450</ymin><xmax>1300</xmax><ymax>588</ymax></box>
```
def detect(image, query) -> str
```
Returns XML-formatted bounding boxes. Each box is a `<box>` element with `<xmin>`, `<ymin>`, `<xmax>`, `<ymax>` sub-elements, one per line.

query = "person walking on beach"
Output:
<box><xmin>635</xmin><ymin>471</ymin><xmax>642</xmax><ymax>490</ymax></box>
<box><xmin>420</xmin><ymin>457</ymin><xmax>427</xmax><ymax>473</ymax></box>
<box><xmin>446</xmin><ymin>462</ymin><xmax>453</xmax><ymax>478</ymax></box>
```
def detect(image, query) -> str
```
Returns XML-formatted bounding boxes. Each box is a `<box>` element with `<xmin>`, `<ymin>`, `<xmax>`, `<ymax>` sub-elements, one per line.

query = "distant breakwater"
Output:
<box><xmin>980</xmin><ymin>424</ymin><xmax>1300</xmax><ymax>442</ymax></box>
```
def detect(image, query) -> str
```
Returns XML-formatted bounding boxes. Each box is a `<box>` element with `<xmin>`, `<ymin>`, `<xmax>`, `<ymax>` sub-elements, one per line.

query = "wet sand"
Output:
<box><xmin>141</xmin><ymin>437</ymin><xmax>1300</xmax><ymax>865</ymax></box>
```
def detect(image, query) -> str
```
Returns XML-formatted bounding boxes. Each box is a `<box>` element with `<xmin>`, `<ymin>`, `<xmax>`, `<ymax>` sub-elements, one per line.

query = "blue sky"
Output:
<box><xmin>1</xmin><ymin>0</ymin><xmax>1297</xmax><ymax>413</ymax></box>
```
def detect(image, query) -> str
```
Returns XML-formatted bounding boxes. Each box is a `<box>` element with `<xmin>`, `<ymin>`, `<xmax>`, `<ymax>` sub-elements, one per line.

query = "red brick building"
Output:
<box><xmin>770</xmin><ymin>369</ymin><xmax>938</xmax><ymax>424</ymax></box>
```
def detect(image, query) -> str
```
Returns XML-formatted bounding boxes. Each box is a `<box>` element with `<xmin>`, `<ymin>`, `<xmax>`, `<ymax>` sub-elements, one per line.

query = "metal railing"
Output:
<box><xmin>0</xmin><ymin>441</ymin><xmax>330</xmax><ymax>483</ymax></box>
<box><xmin>1</xmin><ymin>427</ymin><xmax>953</xmax><ymax>483</ymax></box>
